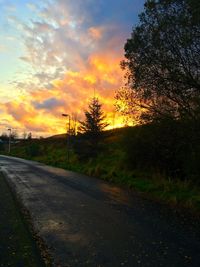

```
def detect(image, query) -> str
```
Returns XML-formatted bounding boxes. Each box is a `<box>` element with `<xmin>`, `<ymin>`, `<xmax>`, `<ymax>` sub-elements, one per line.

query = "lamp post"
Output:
<box><xmin>8</xmin><ymin>128</ymin><xmax>11</xmax><ymax>154</ymax></box>
<box><xmin>62</xmin><ymin>114</ymin><xmax>71</xmax><ymax>162</ymax></box>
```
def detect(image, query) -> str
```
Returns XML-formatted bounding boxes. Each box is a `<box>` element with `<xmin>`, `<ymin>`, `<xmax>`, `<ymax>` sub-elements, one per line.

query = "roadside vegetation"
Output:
<box><xmin>1</xmin><ymin>124</ymin><xmax>200</xmax><ymax>213</ymax></box>
<box><xmin>0</xmin><ymin>173</ymin><xmax>46</xmax><ymax>267</ymax></box>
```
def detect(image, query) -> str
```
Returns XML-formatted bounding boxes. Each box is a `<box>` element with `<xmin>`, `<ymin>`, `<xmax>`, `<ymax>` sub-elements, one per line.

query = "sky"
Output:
<box><xmin>0</xmin><ymin>0</ymin><xmax>145</xmax><ymax>137</ymax></box>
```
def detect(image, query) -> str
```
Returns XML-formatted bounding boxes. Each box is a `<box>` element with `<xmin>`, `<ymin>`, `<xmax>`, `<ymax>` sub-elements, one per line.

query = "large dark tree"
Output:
<box><xmin>117</xmin><ymin>0</ymin><xmax>200</xmax><ymax>122</ymax></box>
<box><xmin>78</xmin><ymin>97</ymin><xmax>108</xmax><ymax>157</ymax></box>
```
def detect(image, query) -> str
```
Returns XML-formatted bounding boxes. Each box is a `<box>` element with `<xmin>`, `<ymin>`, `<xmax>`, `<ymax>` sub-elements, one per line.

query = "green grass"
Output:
<box><xmin>0</xmin><ymin>172</ymin><xmax>47</xmax><ymax>267</ymax></box>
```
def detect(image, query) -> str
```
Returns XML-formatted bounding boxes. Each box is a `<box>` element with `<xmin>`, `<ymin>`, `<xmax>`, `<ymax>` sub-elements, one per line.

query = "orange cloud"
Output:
<box><xmin>0</xmin><ymin>52</ymin><xmax>126</xmax><ymax>137</ymax></box>
<box><xmin>88</xmin><ymin>27</ymin><xmax>104</xmax><ymax>40</ymax></box>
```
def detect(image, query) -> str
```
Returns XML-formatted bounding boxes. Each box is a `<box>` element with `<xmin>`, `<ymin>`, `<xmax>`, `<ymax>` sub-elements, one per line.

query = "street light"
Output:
<box><xmin>62</xmin><ymin>113</ymin><xmax>71</xmax><ymax>162</ymax></box>
<box><xmin>8</xmin><ymin>128</ymin><xmax>11</xmax><ymax>154</ymax></box>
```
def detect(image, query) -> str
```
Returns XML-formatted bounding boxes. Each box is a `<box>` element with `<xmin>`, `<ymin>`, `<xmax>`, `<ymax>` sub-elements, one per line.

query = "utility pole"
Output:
<box><xmin>8</xmin><ymin>128</ymin><xmax>11</xmax><ymax>154</ymax></box>
<box><xmin>62</xmin><ymin>114</ymin><xmax>71</xmax><ymax>163</ymax></box>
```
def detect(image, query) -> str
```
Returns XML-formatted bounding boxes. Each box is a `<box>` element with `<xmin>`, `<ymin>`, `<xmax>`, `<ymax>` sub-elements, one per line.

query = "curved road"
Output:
<box><xmin>0</xmin><ymin>155</ymin><xmax>199</xmax><ymax>267</ymax></box>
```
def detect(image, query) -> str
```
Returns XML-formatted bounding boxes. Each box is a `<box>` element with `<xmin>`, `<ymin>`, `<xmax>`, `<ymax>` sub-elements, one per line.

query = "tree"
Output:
<box><xmin>27</xmin><ymin>132</ymin><xmax>32</xmax><ymax>140</ymax></box>
<box><xmin>117</xmin><ymin>0</ymin><xmax>200</xmax><ymax>122</ymax></box>
<box><xmin>0</xmin><ymin>133</ymin><xmax>9</xmax><ymax>141</ymax></box>
<box><xmin>10</xmin><ymin>130</ymin><xmax>18</xmax><ymax>141</ymax></box>
<box><xmin>79</xmin><ymin>97</ymin><xmax>108</xmax><ymax>137</ymax></box>
<box><xmin>78</xmin><ymin>97</ymin><xmax>109</xmax><ymax>157</ymax></box>
<box><xmin>70</xmin><ymin>113</ymin><xmax>78</xmax><ymax>136</ymax></box>
<box><xmin>22</xmin><ymin>131</ymin><xmax>28</xmax><ymax>140</ymax></box>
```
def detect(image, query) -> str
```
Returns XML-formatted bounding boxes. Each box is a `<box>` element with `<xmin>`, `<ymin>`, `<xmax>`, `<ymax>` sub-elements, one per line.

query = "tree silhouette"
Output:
<box><xmin>79</xmin><ymin>97</ymin><xmax>108</xmax><ymax>136</ymax></box>
<box><xmin>27</xmin><ymin>132</ymin><xmax>32</xmax><ymax>140</ymax></box>
<box><xmin>78</xmin><ymin>97</ymin><xmax>109</xmax><ymax>157</ymax></box>
<box><xmin>117</xmin><ymin>0</ymin><xmax>200</xmax><ymax>122</ymax></box>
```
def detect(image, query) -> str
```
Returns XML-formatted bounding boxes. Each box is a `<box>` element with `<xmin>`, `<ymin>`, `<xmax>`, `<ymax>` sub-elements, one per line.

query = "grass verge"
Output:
<box><xmin>0</xmin><ymin>172</ymin><xmax>47</xmax><ymax>267</ymax></box>
<box><xmin>14</xmin><ymin>149</ymin><xmax>200</xmax><ymax>214</ymax></box>
<box><xmin>67</xmin><ymin>160</ymin><xmax>200</xmax><ymax>214</ymax></box>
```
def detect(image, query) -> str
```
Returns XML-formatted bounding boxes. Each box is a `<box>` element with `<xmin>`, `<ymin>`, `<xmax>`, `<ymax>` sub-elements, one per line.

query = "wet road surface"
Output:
<box><xmin>0</xmin><ymin>155</ymin><xmax>200</xmax><ymax>267</ymax></box>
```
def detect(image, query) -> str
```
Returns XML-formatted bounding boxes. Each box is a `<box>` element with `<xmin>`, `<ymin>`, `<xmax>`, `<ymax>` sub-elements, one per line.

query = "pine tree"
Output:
<box><xmin>78</xmin><ymin>97</ymin><xmax>108</xmax><ymax>156</ymax></box>
<box><xmin>79</xmin><ymin>97</ymin><xmax>108</xmax><ymax>137</ymax></box>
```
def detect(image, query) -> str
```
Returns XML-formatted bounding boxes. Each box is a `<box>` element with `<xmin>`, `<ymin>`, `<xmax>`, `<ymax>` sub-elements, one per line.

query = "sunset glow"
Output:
<box><xmin>0</xmin><ymin>0</ymin><xmax>145</xmax><ymax>137</ymax></box>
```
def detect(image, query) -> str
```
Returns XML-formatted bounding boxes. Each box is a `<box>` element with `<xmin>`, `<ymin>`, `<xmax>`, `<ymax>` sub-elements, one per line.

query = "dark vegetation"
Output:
<box><xmin>0</xmin><ymin>173</ymin><xmax>46</xmax><ymax>267</ymax></box>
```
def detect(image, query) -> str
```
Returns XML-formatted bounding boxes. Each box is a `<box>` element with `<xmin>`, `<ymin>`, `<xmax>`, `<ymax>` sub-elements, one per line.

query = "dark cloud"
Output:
<box><xmin>32</xmin><ymin>97</ymin><xmax>65</xmax><ymax>110</ymax></box>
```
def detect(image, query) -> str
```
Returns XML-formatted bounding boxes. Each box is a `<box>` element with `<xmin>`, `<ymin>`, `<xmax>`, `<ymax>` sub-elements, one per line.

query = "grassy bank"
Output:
<box><xmin>0</xmin><ymin>173</ymin><xmax>47</xmax><ymax>267</ymax></box>
<box><xmin>2</xmin><ymin>126</ymin><xmax>200</xmax><ymax>213</ymax></box>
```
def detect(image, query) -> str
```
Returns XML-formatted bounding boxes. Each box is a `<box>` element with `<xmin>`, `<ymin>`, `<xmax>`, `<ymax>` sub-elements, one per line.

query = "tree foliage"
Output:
<box><xmin>77</xmin><ymin>97</ymin><xmax>109</xmax><ymax>158</ymax></box>
<box><xmin>0</xmin><ymin>131</ymin><xmax>18</xmax><ymax>141</ymax></box>
<box><xmin>79</xmin><ymin>97</ymin><xmax>108</xmax><ymax>137</ymax></box>
<box><xmin>117</xmin><ymin>0</ymin><xmax>200</xmax><ymax>122</ymax></box>
<box><xmin>27</xmin><ymin>132</ymin><xmax>32</xmax><ymax>140</ymax></box>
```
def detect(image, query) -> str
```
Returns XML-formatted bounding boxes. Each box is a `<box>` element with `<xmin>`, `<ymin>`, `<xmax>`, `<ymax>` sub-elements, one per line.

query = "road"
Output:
<box><xmin>0</xmin><ymin>155</ymin><xmax>199</xmax><ymax>267</ymax></box>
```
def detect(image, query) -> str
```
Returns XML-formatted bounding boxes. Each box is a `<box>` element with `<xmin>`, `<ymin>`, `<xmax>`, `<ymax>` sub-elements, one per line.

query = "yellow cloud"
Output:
<box><xmin>0</xmin><ymin>52</ymin><xmax>126</xmax><ymax>137</ymax></box>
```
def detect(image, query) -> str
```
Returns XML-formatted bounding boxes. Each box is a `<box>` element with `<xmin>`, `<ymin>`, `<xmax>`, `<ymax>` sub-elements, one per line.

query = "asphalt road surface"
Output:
<box><xmin>0</xmin><ymin>155</ymin><xmax>200</xmax><ymax>267</ymax></box>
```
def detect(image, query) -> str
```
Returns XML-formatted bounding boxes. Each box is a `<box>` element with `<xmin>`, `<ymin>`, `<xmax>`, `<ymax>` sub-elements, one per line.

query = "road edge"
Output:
<box><xmin>0</xmin><ymin>168</ymin><xmax>53</xmax><ymax>267</ymax></box>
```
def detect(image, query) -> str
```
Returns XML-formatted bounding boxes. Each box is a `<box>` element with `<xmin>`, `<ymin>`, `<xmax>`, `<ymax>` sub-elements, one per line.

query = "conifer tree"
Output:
<box><xmin>78</xmin><ymin>97</ymin><xmax>108</xmax><ymax>156</ymax></box>
<box><xmin>79</xmin><ymin>97</ymin><xmax>108</xmax><ymax>137</ymax></box>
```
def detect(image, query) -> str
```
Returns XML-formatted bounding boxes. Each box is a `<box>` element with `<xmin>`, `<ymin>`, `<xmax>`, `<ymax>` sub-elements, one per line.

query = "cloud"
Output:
<box><xmin>4</xmin><ymin>3</ymin><xmax>16</xmax><ymax>12</ymax></box>
<box><xmin>0</xmin><ymin>0</ymin><xmax>144</xmax><ymax>136</ymax></box>
<box><xmin>88</xmin><ymin>26</ymin><xmax>104</xmax><ymax>40</ymax></box>
<box><xmin>32</xmin><ymin>97</ymin><xmax>65</xmax><ymax>110</ymax></box>
<box><xmin>26</xmin><ymin>3</ymin><xmax>38</xmax><ymax>12</ymax></box>
<box><xmin>16</xmin><ymin>0</ymin><xmax>132</xmax><ymax>79</ymax></box>
<box><xmin>6</xmin><ymin>100</ymin><xmax>37</xmax><ymax>121</ymax></box>
<box><xmin>0</xmin><ymin>51</ymin><xmax>125</xmax><ymax>136</ymax></box>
